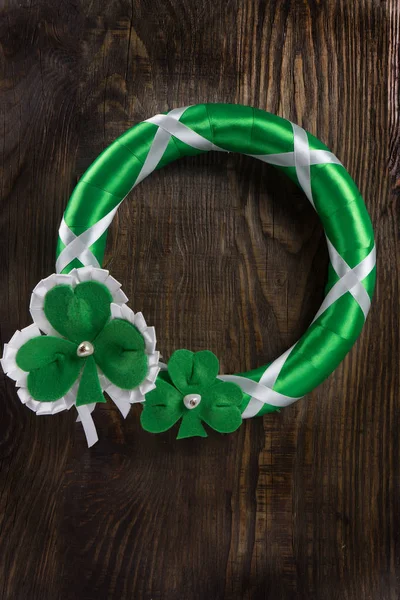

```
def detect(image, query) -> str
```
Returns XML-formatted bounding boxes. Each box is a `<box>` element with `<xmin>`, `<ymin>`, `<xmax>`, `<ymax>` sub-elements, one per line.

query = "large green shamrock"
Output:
<box><xmin>140</xmin><ymin>349</ymin><xmax>243</xmax><ymax>439</ymax></box>
<box><xmin>15</xmin><ymin>281</ymin><xmax>148</xmax><ymax>406</ymax></box>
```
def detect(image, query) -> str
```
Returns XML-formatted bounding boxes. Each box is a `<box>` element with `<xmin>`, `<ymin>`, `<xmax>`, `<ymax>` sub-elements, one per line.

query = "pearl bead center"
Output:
<box><xmin>77</xmin><ymin>341</ymin><xmax>94</xmax><ymax>358</ymax></box>
<box><xmin>183</xmin><ymin>393</ymin><xmax>201</xmax><ymax>410</ymax></box>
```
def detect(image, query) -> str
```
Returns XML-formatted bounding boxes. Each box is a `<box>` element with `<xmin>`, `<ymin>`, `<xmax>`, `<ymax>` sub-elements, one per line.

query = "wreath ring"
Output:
<box><xmin>1</xmin><ymin>104</ymin><xmax>376</xmax><ymax>446</ymax></box>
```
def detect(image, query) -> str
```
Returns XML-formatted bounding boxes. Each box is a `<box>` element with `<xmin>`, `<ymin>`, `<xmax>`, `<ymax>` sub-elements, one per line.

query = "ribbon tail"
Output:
<box><xmin>110</xmin><ymin>395</ymin><xmax>131</xmax><ymax>419</ymax></box>
<box><xmin>75</xmin><ymin>402</ymin><xmax>96</xmax><ymax>422</ymax></box>
<box><xmin>76</xmin><ymin>405</ymin><xmax>98</xmax><ymax>447</ymax></box>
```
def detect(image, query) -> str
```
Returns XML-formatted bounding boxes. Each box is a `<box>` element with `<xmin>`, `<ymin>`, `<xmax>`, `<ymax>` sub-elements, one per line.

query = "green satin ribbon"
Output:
<box><xmin>56</xmin><ymin>104</ymin><xmax>376</xmax><ymax>416</ymax></box>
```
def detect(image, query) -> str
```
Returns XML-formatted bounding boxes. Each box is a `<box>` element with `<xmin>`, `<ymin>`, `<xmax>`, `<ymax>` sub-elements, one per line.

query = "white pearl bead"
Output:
<box><xmin>183</xmin><ymin>393</ymin><xmax>201</xmax><ymax>410</ymax></box>
<box><xmin>77</xmin><ymin>341</ymin><xmax>94</xmax><ymax>357</ymax></box>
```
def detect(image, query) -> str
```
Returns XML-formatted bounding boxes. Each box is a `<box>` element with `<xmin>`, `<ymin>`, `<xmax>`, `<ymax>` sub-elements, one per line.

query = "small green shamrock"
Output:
<box><xmin>15</xmin><ymin>281</ymin><xmax>148</xmax><ymax>406</ymax></box>
<box><xmin>140</xmin><ymin>349</ymin><xmax>243</xmax><ymax>439</ymax></box>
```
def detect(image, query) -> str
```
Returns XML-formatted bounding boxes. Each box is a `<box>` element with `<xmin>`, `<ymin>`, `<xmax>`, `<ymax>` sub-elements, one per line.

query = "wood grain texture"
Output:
<box><xmin>0</xmin><ymin>1</ymin><xmax>397</xmax><ymax>598</ymax></box>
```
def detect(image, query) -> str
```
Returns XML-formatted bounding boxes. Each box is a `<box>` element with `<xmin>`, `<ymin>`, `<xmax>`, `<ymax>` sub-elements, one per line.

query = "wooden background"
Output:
<box><xmin>0</xmin><ymin>1</ymin><xmax>398</xmax><ymax>598</ymax></box>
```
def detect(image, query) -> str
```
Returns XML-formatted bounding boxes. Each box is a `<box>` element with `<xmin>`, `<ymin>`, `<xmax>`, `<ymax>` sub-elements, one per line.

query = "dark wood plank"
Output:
<box><xmin>0</xmin><ymin>1</ymin><xmax>397</xmax><ymax>598</ymax></box>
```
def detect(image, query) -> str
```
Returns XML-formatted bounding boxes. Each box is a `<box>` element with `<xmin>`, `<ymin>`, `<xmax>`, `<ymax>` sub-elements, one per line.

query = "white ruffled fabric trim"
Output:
<box><xmin>1</xmin><ymin>267</ymin><xmax>160</xmax><ymax>447</ymax></box>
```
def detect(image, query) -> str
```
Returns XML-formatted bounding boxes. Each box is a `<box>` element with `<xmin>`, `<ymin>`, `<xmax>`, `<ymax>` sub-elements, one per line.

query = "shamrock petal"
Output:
<box><xmin>141</xmin><ymin>379</ymin><xmax>183</xmax><ymax>433</ymax></box>
<box><xmin>94</xmin><ymin>319</ymin><xmax>148</xmax><ymax>390</ymax></box>
<box><xmin>27</xmin><ymin>360</ymin><xmax>80</xmax><ymax>403</ymax></box>
<box><xmin>44</xmin><ymin>281</ymin><xmax>113</xmax><ymax>343</ymax></box>
<box><xmin>202</xmin><ymin>404</ymin><xmax>242</xmax><ymax>434</ymax></box>
<box><xmin>200</xmin><ymin>381</ymin><xmax>243</xmax><ymax>434</ymax></box>
<box><xmin>29</xmin><ymin>268</ymin><xmax>128</xmax><ymax>337</ymax></box>
<box><xmin>177</xmin><ymin>411</ymin><xmax>208</xmax><ymax>439</ymax></box>
<box><xmin>76</xmin><ymin>356</ymin><xmax>105</xmax><ymax>407</ymax></box>
<box><xmin>208</xmin><ymin>381</ymin><xmax>243</xmax><ymax>407</ymax></box>
<box><xmin>16</xmin><ymin>335</ymin><xmax>78</xmax><ymax>371</ymax></box>
<box><xmin>16</xmin><ymin>336</ymin><xmax>81</xmax><ymax>402</ymax></box>
<box><xmin>168</xmin><ymin>349</ymin><xmax>220</xmax><ymax>394</ymax></box>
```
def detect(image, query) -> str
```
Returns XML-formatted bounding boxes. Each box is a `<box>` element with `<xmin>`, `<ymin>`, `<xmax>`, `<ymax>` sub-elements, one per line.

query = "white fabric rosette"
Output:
<box><xmin>1</xmin><ymin>266</ymin><xmax>160</xmax><ymax>446</ymax></box>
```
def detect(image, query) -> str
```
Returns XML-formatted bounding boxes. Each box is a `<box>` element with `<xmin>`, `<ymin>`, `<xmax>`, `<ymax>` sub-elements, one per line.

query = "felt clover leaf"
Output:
<box><xmin>1</xmin><ymin>267</ymin><xmax>159</xmax><ymax>421</ymax></box>
<box><xmin>14</xmin><ymin>281</ymin><xmax>148</xmax><ymax>407</ymax></box>
<box><xmin>141</xmin><ymin>349</ymin><xmax>243</xmax><ymax>439</ymax></box>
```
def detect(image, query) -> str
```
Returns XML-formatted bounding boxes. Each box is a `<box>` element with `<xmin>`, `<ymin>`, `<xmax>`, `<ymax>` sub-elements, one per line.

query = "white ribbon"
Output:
<box><xmin>313</xmin><ymin>241</ymin><xmax>376</xmax><ymax>322</ymax></box>
<box><xmin>250</xmin><ymin>149</ymin><xmax>341</xmax><ymax>169</ymax></box>
<box><xmin>219</xmin><ymin>346</ymin><xmax>300</xmax><ymax>418</ymax></box>
<box><xmin>250</xmin><ymin>124</ymin><xmax>342</xmax><ymax>212</ymax></box>
<box><xmin>76</xmin><ymin>405</ymin><xmax>98</xmax><ymax>447</ymax></box>
<box><xmin>145</xmin><ymin>112</ymin><xmax>223</xmax><ymax>152</ymax></box>
<box><xmin>75</xmin><ymin>396</ymin><xmax>132</xmax><ymax>445</ymax></box>
<box><xmin>136</xmin><ymin>107</ymin><xmax>190</xmax><ymax>184</ymax></box>
<box><xmin>219</xmin><ymin>350</ymin><xmax>301</xmax><ymax>415</ymax></box>
<box><xmin>58</xmin><ymin>218</ymin><xmax>100</xmax><ymax>270</ymax></box>
<box><xmin>56</xmin><ymin>203</ymin><xmax>122</xmax><ymax>274</ymax></box>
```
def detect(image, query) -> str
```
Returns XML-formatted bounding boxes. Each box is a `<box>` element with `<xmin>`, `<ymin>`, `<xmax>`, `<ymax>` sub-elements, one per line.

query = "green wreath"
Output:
<box><xmin>1</xmin><ymin>104</ymin><xmax>376</xmax><ymax>446</ymax></box>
